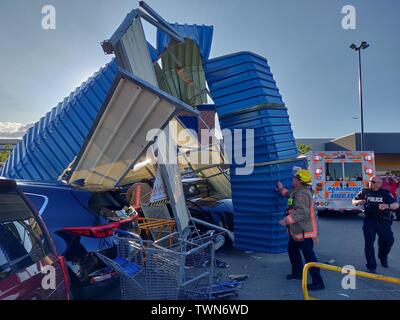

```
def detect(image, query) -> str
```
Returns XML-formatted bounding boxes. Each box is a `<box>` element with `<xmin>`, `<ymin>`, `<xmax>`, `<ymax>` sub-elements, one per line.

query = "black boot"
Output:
<box><xmin>380</xmin><ymin>258</ymin><xmax>389</xmax><ymax>268</ymax></box>
<box><xmin>286</xmin><ymin>274</ymin><xmax>302</xmax><ymax>280</ymax></box>
<box><xmin>307</xmin><ymin>282</ymin><xmax>325</xmax><ymax>291</ymax></box>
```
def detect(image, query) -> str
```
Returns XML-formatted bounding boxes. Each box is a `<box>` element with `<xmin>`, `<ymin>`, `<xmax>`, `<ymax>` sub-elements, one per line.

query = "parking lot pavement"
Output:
<box><xmin>217</xmin><ymin>213</ymin><xmax>400</xmax><ymax>300</ymax></box>
<box><xmin>102</xmin><ymin>213</ymin><xmax>400</xmax><ymax>300</ymax></box>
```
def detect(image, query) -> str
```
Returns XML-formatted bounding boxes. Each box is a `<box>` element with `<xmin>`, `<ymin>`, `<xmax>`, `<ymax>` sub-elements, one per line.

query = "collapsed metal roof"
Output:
<box><xmin>1</xmin><ymin>60</ymin><xmax>118</xmax><ymax>180</ymax></box>
<box><xmin>156</xmin><ymin>23</ymin><xmax>214</xmax><ymax>61</ymax></box>
<box><xmin>68</xmin><ymin>69</ymin><xmax>197</xmax><ymax>190</ymax></box>
<box><xmin>1</xmin><ymin>2</ymin><xmax>305</xmax><ymax>253</ymax></box>
<box><xmin>1</xmin><ymin>5</ymin><xmax>220</xmax><ymax>188</ymax></box>
<box><xmin>156</xmin><ymin>39</ymin><xmax>208</xmax><ymax>106</ymax></box>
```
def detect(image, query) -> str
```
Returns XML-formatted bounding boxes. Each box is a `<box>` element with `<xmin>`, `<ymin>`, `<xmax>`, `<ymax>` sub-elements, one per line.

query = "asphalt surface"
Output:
<box><xmin>99</xmin><ymin>213</ymin><xmax>400</xmax><ymax>300</ymax></box>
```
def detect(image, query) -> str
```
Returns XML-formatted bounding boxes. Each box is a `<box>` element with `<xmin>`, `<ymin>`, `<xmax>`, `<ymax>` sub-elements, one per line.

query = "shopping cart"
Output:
<box><xmin>137</xmin><ymin>217</ymin><xmax>176</xmax><ymax>243</ymax></box>
<box><xmin>99</xmin><ymin>229</ymin><xmax>216</xmax><ymax>300</ymax></box>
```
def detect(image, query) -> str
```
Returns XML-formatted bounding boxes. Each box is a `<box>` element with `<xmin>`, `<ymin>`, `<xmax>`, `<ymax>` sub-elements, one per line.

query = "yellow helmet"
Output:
<box><xmin>295</xmin><ymin>168</ymin><xmax>312</xmax><ymax>185</ymax></box>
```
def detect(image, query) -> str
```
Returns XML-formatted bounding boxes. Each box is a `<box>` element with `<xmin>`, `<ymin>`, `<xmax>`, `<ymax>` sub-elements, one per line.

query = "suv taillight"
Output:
<box><xmin>58</xmin><ymin>256</ymin><xmax>70</xmax><ymax>300</ymax></box>
<box><xmin>61</xmin><ymin>218</ymin><xmax>135</xmax><ymax>238</ymax></box>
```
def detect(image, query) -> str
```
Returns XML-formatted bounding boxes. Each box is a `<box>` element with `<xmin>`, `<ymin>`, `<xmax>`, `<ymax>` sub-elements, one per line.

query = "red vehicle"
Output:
<box><xmin>0</xmin><ymin>178</ymin><xmax>70</xmax><ymax>300</ymax></box>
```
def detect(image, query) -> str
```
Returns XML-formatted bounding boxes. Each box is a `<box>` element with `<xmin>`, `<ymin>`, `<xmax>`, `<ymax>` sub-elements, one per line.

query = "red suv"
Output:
<box><xmin>0</xmin><ymin>178</ymin><xmax>70</xmax><ymax>300</ymax></box>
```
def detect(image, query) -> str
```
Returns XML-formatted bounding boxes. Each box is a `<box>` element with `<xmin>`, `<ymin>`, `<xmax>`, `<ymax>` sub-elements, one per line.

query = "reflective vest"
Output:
<box><xmin>283</xmin><ymin>186</ymin><xmax>318</xmax><ymax>241</ymax></box>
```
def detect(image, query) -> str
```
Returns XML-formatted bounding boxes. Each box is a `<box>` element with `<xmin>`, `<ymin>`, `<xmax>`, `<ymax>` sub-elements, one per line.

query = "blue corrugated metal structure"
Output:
<box><xmin>1</xmin><ymin>24</ymin><xmax>214</xmax><ymax>182</ymax></box>
<box><xmin>1</xmin><ymin>59</ymin><xmax>118</xmax><ymax>180</ymax></box>
<box><xmin>205</xmin><ymin>51</ymin><xmax>305</xmax><ymax>253</ymax></box>
<box><xmin>157</xmin><ymin>23</ymin><xmax>213</xmax><ymax>60</ymax></box>
<box><xmin>1</xmin><ymin>6</ymin><xmax>307</xmax><ymax>254</ymax></box>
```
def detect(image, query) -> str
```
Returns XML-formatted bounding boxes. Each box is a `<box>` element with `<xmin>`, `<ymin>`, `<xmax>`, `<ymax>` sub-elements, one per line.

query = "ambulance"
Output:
<box><xmin>305</xmin><ymin>151</ymin><xmax>376</xmax><ymax>213</ymax></box>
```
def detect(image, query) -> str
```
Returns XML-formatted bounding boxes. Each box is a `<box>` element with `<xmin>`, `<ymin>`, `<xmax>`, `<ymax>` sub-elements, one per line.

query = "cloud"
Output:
<box><xmin>0</xmin><ymin>122</ymin><xmax>33</xmax><ymax>138</ymax></box>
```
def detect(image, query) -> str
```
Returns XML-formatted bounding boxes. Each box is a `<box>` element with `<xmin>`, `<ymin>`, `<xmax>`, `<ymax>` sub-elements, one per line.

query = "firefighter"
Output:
<box><xmin>277</xmin><ymin>168</ymin><xmax>325</xmax><ymax>291</ymax></box>
<box><xmin>352</xmin><ymin>175</ymin><xmax>399</xmax><ymax>273</ymax></box>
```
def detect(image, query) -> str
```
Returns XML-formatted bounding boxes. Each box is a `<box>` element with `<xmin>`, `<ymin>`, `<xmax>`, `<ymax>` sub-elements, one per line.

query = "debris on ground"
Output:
<box><xmin>229</xmin><ymin>274</ymin><xmax>249</xmax><ymax>281</ymax></box>
<box><xmin>204</xmin><ymin>281</ymin><xmax>243</xmax><ymax>299</ymax></box>
<box><xmin>216</xmin><ymin>259</ymin><xmax>229</xmax><ymax>268</ymax></box>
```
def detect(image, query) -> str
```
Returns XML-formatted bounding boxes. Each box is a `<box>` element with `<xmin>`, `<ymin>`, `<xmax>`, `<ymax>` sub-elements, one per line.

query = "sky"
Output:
<box><xmin>0</xmin><ymin>0</ymin><xmax>399</xmax><ymax>138</ymax></box>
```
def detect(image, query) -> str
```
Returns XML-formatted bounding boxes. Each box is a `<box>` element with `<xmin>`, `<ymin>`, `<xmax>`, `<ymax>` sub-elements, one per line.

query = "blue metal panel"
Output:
<box><xmin>205</xmin><ymin>51</ymin><xmax>302</xmax><ymax>253</ymax></box>
<box><xmin>205</xmin><ymin>62</ymin><xmax>273</xmax><ymax>86</ymax></box>
<box><xmin>157</xmin><ymin>23</ymin><xmax>214</xmax><ymax>61</ymax></box>
<box><xmin>207</xmin><ymin>70</ymin><xmax>275</xmax><ymax>92</ymax></box>
<box><xmin>1</xmin><ymin>60</ymin><xmax>118</xmax><ymax>181</ymax></box>
<box><xmin>229</xmin><ymin>159</ymin><xmax>307</xmax><ymax>253</ymax></box>
<box><xmin>222</xmin><ymin>109</ymin><xmax>298</xmax><ymax>165</ymax></box>
<box><xmin>196</xmin><ymin>104</ymin><xmax>215</xmax><ymax>112</ymax></box>
<box><xmin>203</xmin><ymin>51</ymin><xmax>272</xmax><ymax>72</ymax></box>
<box><xmin>205</xmin><ymin>52</ymin><xmax>284</xmax><ymax>117</ymax></box>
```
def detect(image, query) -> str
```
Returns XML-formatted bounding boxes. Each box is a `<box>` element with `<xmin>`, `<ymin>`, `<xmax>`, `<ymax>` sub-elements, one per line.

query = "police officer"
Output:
<box><xmin>353</xmin><ymin>175</ymin><xmax>399</xmax><ymax>273</ymax></box>
<box><xmin>277</xmin><ymin>168</ymin><xmax>325</xmax><ymax>291</ymax></box>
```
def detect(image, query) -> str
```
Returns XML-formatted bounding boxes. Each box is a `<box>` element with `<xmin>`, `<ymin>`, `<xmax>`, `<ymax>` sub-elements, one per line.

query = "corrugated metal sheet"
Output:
<box><xmin>1</xmin><ymin>60</ymin><xmax>118</xmax><ymax>181</ymax></box>
<box><xmin>107</xmin><ymin>12</ymin><xmax>195</xmax><ymax>235</ymax></box>
<box><xmin>204</xmin><ymin>52</ymin><xmax>284</xmax><ymax>117</ymax></box>
<box><xmin>219</xmin><ymin>108</ymin><xmax>298</xmax><ymax>164</ymax></box>
<box><xmin>157</xmin><ymin>23</ymin><xmax>213</xmax><ymax>61</ymax></box>
<box><xmin>156</xmin><ymin>39</ymin><xmax>208</xmax><ymax>106</ymax></box>
<box><xmin>174</xmin><ymin>119</ymin><xmax>231</xmax><ymax>197</ymax></box>
<box><xmin>118</xmin><ymin>118</ymin><xmax>231</xmax><ymax>198</ymax></box>
<box><xmin>68</xmin><ymin>69</ymin><xmax>198</xmax><ymax>190</ymax></box>
<box><xmin>106</xmin><ymin>11</ymin><xmax>158</xmax><ymax>85</ymax></box>
<box><xmin>205</xmin><ymin>51</ymin><xmax>301</xmax><ymax>253</ymax></box>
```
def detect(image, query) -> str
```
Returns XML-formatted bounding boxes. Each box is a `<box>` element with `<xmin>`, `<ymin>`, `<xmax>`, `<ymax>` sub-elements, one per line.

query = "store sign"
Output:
<box><xmin>149</xmin><ymin>170</ymin><xmax>169</xmax><ymax>206</ymax></box>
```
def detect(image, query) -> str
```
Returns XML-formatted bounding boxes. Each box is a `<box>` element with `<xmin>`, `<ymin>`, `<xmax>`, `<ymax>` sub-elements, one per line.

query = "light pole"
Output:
<box><xmin>350</xmin><ymin>41</ymin><xmax>369</xmax><ymax>151</ymax></box>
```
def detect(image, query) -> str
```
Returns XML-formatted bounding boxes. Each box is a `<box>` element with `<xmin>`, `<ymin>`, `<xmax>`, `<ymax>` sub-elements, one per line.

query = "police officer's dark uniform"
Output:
<box><xmin>354</xmin><ymin>187</ymin><xmax>396</xmax><ymax>272</ymax></box>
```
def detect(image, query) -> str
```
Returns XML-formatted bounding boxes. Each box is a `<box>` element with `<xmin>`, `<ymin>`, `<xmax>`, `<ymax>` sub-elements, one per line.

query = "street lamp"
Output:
<box><xmin>350</xmin><ymin>41</ymin><xmax>370</xmax><ymax>151</ymax></box>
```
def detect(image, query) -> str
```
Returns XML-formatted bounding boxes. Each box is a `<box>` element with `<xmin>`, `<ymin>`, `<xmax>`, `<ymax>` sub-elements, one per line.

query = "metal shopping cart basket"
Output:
<box><xmin>97</xmin><ymin>229</ymin><xmax>216</xmax><ymax>300</ymax></box>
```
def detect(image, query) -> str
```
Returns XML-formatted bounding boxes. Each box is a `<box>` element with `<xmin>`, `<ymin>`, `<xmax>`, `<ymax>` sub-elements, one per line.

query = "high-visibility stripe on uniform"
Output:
<box><xmin>304</xmin><ymin>201</ymin><xmax>318</xmax><ymax>238</ymax></box>
<box><xmin>291</xmin><ymin>233</ymin><xmax>304</xmax><ymax>241</ymax></box>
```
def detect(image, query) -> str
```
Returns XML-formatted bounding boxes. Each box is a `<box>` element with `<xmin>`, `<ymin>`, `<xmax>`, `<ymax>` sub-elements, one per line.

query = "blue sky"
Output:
<box><xmin>0</xmin><ymin>0</ymin><xmax>399</xmax><ymax>138</ymax></box>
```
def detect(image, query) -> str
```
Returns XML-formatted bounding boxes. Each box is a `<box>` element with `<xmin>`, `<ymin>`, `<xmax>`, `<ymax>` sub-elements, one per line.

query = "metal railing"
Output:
<box><xmin>302</xmin><ymin>262</ymin><xmax>400</xmax><ymax>300</ymax></box>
